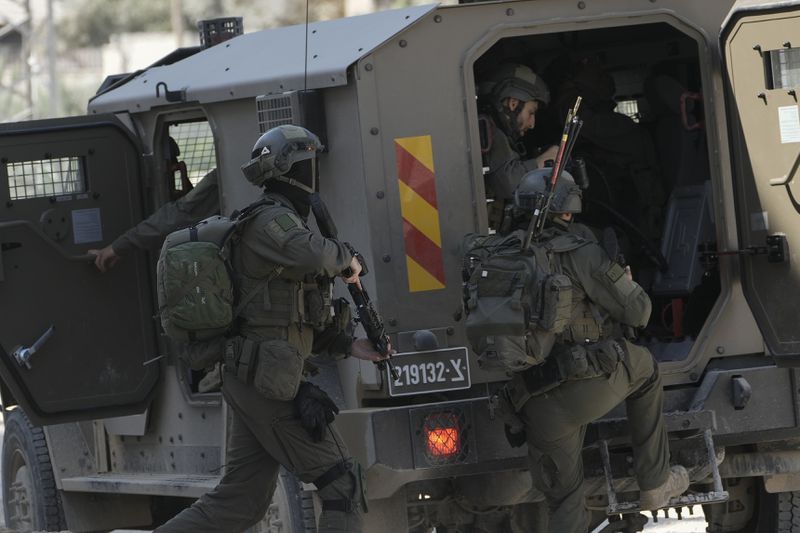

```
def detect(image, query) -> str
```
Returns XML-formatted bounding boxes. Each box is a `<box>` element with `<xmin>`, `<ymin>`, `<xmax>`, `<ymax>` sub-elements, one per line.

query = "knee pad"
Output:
<box><xmin>315</xmin><ymin>459</ymin><xmax>367</xmax><ymax>514</ymax></box>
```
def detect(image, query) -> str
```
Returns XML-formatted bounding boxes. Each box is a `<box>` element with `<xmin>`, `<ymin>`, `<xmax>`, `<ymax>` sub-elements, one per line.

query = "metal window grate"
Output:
<box><xmin>769</xmin><ymin>48</ymin><xmax>800</xmax><ymax>89</ymax></box>
<box><xmin>257</xmin><ymin>95</ymin><xmax>294</xmax><ymax>133</ymax></box>
<box><xmin>7</xmin><ymin>157</ymin><xmax>86</xmax><ymax>200</ymax></box>
<box><xmin>169</xmin><ymin>122</ymin><xmax>216</xmax><ymax>185</ymax></box>
<box><xmin>614</xmin><ymin>99</ymin><xmax>640</xmax><ymax>122</ymax></box>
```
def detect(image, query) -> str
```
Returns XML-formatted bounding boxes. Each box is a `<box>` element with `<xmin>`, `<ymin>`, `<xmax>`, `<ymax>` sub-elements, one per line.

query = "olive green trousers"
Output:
<box><xmin>518</xmin><ymin>340</ymin><xmax>669</xmax><ymax>533</ymax></box>
<box><xmin>155</xmin><ymin>375</ymin><xmax>362</xmax><ymax>533</ymax></box>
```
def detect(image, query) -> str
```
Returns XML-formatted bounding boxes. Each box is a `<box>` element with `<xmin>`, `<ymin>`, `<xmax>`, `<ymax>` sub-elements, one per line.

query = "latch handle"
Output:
<box><xmin>13</xmin><ymin>325</ymin><xmax>55</xmax><ymax>370</ymax></box>
<box><xmin>769</xmin><ymin>149</ymin><xmax>800</xmax><ymax>186</ymax></box>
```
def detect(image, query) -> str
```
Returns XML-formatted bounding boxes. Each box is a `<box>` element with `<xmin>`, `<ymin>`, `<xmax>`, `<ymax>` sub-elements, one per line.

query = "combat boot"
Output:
<box><xmin>639</xmin><ymin>465</ymin><xmax>690</xmax><ymax>510</ymax></box>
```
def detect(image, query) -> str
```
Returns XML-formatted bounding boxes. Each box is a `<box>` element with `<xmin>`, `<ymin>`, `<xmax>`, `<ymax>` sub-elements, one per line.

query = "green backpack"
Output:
<box><xmin>462</xmin><ymin>229</ymin><xmax>589</xmax><ymax>372</ymax></box>
<box><xmin>156</xmin><ymin>200</ymin><xmax>281</xmax><ymax>350</ymax></box>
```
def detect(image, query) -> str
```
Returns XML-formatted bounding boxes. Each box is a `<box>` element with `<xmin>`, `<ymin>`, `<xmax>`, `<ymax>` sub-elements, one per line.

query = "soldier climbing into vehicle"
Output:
<box><xmin>463</xmin><ymin>166</ymin><xmax>689</xmax><ymax>533</ymax></box>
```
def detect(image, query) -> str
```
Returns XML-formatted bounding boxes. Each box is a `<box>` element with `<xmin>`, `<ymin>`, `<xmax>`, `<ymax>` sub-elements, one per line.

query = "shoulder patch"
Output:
<box><xmin>605</xmin><ymin>262</ymin><xmax>626</xmax><ymax>283</ymax></box>
<box><xmin>275</xmin><ymin>213</ymin><xmax>301</xmax><ymax>232</ymax></box>
<box><xmin>264</xmin><ymin>211</ymin><xmax>304</xmax><ymax>247</ymax></box>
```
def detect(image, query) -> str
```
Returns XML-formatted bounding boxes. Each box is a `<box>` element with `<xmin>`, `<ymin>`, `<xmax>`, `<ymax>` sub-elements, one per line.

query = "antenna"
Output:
<box><xmin>303</xmin><ymin>0</ymin><xmax>310</xmax><ymax>93</ymax></box>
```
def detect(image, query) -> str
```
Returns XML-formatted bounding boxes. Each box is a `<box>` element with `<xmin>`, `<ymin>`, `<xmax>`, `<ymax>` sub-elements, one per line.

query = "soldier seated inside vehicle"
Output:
<box><xmin>473</xmin><ymin>22</ymin><xmax>720</xmax><ymax>362</ymax></box>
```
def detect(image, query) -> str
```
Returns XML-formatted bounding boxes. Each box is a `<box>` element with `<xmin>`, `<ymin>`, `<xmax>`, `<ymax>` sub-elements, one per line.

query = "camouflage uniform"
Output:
<box><xmin>112</xmin><ymin>169</ymin><xmax>219</xmax><ymax>254</ymax></box>
<box><xmin>156</xmin><ymin>192</ymin><xmax>364</xmax><ymax>533</ymax></box>
<box><xmin>508</xmin><ymin>225</ymin><xmax>669</xmax><ymax>533</ymax></box>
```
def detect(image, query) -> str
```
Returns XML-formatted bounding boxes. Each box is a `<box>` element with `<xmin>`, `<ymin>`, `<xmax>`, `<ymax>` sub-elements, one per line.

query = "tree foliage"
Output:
<box><xmin>60</xmin><ymin>0</ymin><xmax>348</xmax><ymax>48</ymax></box>
<box><xmin>60</xmin><ymin>0</ymin><xmax>172</xmax><ymax>47</ymax></box>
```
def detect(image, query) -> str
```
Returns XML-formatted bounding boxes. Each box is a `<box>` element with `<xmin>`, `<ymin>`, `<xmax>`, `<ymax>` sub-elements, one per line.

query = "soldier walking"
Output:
<box><xmin>155</xmin><ymin>125</ymin><xmax>386</xmax><ymax>533</ymax></box>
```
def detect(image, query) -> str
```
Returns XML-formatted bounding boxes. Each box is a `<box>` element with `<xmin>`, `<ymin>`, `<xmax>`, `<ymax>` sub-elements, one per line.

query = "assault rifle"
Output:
<box><xmin>309</xmin><ymin>193</ymin><xmax>400</xmax><ymax>381</ymax></box>
<box><xmin>522</xmin><ymin>96</ymin><xmax>584</xmax><ymax>250</ymax></box>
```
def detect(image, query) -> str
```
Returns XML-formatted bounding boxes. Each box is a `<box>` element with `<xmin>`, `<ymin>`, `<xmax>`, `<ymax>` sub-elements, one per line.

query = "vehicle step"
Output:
<box><xmin>599</xmin><ymin>428</ymin><xmax>728</xmax><ymax>516</ymax></box>
<box><xmin>61</xmin><ymin>472</ymin><xmax>220</xmax><ymax>498</ymax></box>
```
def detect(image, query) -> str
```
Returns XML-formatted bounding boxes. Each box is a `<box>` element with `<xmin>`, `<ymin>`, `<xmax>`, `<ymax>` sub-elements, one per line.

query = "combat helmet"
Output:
<box><xmin>486</xmin><ymin>63</ymin><xmax>551</xmax><ymax>108</ymax></box>
<box><xmin>480</xmin><ymin>64</ymin><xmax>551</xmax><ymax>144</ymax></box>
<box><xmin>240</xmin><ymin>125</ymin><xmax>323</xmax><ymax>192</ymax></box>
<box><xmin>514</xmin><ymin>167</ymin><xmax>582</xmax><ymax>215</ymax></box>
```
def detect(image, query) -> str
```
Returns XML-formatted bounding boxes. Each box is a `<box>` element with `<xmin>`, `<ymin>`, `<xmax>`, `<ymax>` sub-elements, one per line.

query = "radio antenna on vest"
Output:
<box><xmin>303</xmin><ymin>0</ymin><xmax>310</xmax><ymax>94</ymax></box>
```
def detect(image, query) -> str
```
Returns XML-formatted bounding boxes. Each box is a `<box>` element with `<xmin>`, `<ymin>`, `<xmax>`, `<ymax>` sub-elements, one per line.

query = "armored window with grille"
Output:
<box><xmin>767</xmin><ymin>48</ymin><xmax>800</xmax><ymax>89</ymax></box>
<box><xmin>256</xmin><ymin>94</ymin><xmax>294</xmax><ymax>133</ymax></box>
<box><xmin>168</xmin><ymin>121</ymin><xmax>217</xmax><ymax>185</ymax></box>
<box><xmin>6</xmin><ymin>156</ymin><xmax>86</xmax><ymax>200</ymax></box>
<box><xmin>614</xmin><ymin>99</ymin><xmax>640</xmax><ymax>122</ymax></box>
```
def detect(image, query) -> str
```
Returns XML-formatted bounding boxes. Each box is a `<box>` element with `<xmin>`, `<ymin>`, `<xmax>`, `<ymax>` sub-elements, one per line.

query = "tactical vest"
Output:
<box><xmin>232</xmin><ymin>198</ymin><xmax>334</xmax><ymax>354</ymax></box>
<box><xmin>462</xmin><ymin>229</ymin><xmax>592</xmax><ymax>372</ymax></box>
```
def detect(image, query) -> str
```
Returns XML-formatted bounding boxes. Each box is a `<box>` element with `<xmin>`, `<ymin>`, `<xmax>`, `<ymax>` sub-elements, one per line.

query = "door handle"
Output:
<box><xmin>0</xmin><ymin>221</ymin><xmax>96</xmax><ymax>263</ymax></box>
<box><xmin>769</xmin><ymin>149</ymin><xmax>800</xmax><ymax>186</ymax></box>
<box><xmin>13</xmin><ymin>325</ymin><xmax>55</xmax><ymax>370</ymax></box>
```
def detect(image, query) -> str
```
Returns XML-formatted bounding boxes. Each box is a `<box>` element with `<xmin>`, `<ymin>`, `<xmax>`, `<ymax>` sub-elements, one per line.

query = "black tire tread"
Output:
<box><xmin>2</xmin><ymin>409</ymin><xmax>66</xmax><ymax>531</ymax></box>
<box><xmin>777</xmin><ymin>490</ymin><xmax>800</xmax><ymax>532</ymax></box>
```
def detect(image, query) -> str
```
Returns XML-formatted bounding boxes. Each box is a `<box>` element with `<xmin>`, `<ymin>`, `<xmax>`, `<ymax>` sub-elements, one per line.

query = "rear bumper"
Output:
<box><xmin>337</xmin><ymin>397</ymin><xmax>526</xmax><ymax>499</ymax></box>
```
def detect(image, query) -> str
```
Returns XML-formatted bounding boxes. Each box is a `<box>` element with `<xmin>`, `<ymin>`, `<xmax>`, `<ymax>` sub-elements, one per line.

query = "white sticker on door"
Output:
<box><xmin>778</xmin><ymin>105</ymin><xmax>800</xmax><ymax>144</ymax></box>
<box><xmin>72</xmin><ymin>208</ymin><xmax>103</xmax><ymax>244</ymax></box>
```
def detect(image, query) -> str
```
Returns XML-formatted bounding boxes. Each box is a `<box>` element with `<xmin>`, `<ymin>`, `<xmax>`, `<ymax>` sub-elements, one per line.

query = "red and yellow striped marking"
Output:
<box><xmin>395</xmin><ymin>135</ymin><xmax>445</xmax><ymax>292</ymax></box>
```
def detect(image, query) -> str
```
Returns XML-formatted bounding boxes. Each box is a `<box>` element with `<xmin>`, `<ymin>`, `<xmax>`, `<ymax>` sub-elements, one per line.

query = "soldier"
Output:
<box><xmin>154</xmin><ymin>125</ymin><xmax>386</xmax><ymax>533</ymax></box>
<box><xmin>88</xmin><ymin>139</ymin><xmax>219</xmax><ymax>272</ymax></box>
<box><xmin>478</xmin><ymin>63</ymin><xmax>559</xmax><ymax>201</ymax></box>
<box><xmin>467</xmin><ymin>169</ymin><xmax>688</xmax><ymax>533</ymax></box>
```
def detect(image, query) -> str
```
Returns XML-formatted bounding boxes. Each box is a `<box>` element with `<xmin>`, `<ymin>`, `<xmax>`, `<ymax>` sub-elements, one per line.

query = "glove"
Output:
<box><xmin>294</xmin><ymin>382</ymin><xmax>339</xmax><ymax>442</ymax></box>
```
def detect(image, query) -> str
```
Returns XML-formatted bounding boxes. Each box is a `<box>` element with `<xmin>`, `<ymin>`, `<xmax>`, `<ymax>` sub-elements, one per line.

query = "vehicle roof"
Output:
<box><xmin>88</xmin><ymin>3</ymin><xmax>437</xmax><ymax>115</ymax></box>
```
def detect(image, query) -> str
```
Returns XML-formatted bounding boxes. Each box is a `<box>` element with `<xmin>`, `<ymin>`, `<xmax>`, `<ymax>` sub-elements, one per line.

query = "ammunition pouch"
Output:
<box><xmin>224</xmin><ymin>337</ymin><xmax>304</xmax><ymax>401</ymax></box>
<box><xmin>312</xmin><ymin>298</ymin><xmax>354</xmax><ymax>358</ymax></box>
<box><xmin>303</xmin><ymin>276</ymin><xmax>333</xmax><ymax>329</ymax></box>
<box><xmin>507</xmin><ymin>338</ymin><xmax>627</xmax><ymax>411</ymax></box>
<box><xmin>237</xmin><ymin>275</ymin><xmax>297</xmax><ymax>328</ymax></box>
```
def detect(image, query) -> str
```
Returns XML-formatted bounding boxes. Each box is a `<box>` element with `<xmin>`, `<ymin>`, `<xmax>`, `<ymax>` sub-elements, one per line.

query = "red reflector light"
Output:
<box><xmin>424</xmin><ymin>414</ymin><xmax>461</xmax><ymax>458</ymax></box>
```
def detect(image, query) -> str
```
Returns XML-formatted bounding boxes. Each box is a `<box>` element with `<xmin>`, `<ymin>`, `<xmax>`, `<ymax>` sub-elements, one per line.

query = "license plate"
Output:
<box><xmin>387</xmin><ymin>347</ymin><xmax>471</xmax><ymax>397</ymax></box>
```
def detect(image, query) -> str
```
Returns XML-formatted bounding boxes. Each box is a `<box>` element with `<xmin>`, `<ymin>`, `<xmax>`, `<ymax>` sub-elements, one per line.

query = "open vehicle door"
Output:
<box><xmin>0</xmin><ymin>115</ymin><xmax>159</xmax><ymax>425</ymax></box>
<box><xmin>722</xmin><ymin>1</ymin><xmax>800</xmax><ymax>361</ymax></box>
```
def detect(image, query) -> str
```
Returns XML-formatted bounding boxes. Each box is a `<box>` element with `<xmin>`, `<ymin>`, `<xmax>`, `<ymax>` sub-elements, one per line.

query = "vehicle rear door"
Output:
<box><xmin>722</xmin><ymin>1</ymin><xmax>800</xmax><ymax>361</ymax></box>
<box><xmin>0</xmin><ymin>114</ymin><xmax>159</xmax><ymax>425</ymax></box>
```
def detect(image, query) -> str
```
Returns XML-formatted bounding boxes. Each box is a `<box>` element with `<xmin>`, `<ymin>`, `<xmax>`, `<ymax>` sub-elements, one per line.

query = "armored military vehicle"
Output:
<box><xmin>0</xmin><ymin>0</ymin><xmax>799</xmax><ymax>531</ymax></box>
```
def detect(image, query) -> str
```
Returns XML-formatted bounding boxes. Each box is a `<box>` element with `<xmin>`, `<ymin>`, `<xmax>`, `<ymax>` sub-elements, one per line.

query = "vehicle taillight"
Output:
<box><xmin>423</xmin><ymin>413</ymin><xmax>461</xmax><ymax>459</ymax></box>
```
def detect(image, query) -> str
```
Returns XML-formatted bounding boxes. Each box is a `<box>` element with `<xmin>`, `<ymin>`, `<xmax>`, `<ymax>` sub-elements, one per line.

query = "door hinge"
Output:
<box><xmin>699</xmin><ymin>234</ymin><xmax>788</xmax><ymax>265</ymax></box>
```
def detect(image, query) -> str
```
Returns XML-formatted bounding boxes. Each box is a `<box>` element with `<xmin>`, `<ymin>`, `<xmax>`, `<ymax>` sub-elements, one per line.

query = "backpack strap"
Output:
<box><xmin>229</xmin><ymin>197</ymin><xmax>286</xmax><ymax>318</ymax></box>
<box><xmin>546</xmin><ymin>232</ymin><xmax>591</xmax><ymax>253</ymax></box>
<box><xmin>232</xmin><ymin>265</ymin><xmax>284</xmax><ymax>318</ymax></box>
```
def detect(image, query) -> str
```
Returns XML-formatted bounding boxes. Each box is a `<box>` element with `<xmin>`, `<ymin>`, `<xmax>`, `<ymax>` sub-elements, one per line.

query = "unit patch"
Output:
<box><xmin>605</xmin><ymin>262</ymin><xmax>626</xmax><ymax>283</ymax></box>
<box><xmin>265</xmin><ymin>212</ymin><xmax>304</xmax><ymax>247</ymax></box>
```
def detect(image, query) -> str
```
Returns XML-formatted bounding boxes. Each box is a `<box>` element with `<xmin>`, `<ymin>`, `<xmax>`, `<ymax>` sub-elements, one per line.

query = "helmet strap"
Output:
<box><xmin>492</xmin><ymin>101</ymin><xmax>525</xmax><ymax>151</ymax></box>
<box><xmin>273</xmin><ymin>174</ymin><xmax>314</xmax><ymax>194</ymax></box>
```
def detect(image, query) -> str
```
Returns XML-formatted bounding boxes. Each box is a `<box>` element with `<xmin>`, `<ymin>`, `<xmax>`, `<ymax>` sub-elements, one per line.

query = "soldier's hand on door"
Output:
<box><xmin>88</xmin><ymin>245</ymin><xmax>121</xmax><ymax>273</ymax></box>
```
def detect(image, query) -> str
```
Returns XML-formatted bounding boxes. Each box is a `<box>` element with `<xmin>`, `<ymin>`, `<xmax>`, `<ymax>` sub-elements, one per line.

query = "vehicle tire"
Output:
<box><xmin>746</xmin><ymin>485</ymin><xmax>800</xmax><ymax>533</ymax></box>
<box><xmin>248</xmin><ymin>468</ymin><xmax>316</xmax><ymax>533</ymax></box>
<box><xmin>705</xmin><ymin>477</ymin><xmax>800</xmax><ymax>533</ymax></box>
<box><xmin>1</xmin><ymin>408</ymin><xmax>66</xmax><ymax>531</ymax></box>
